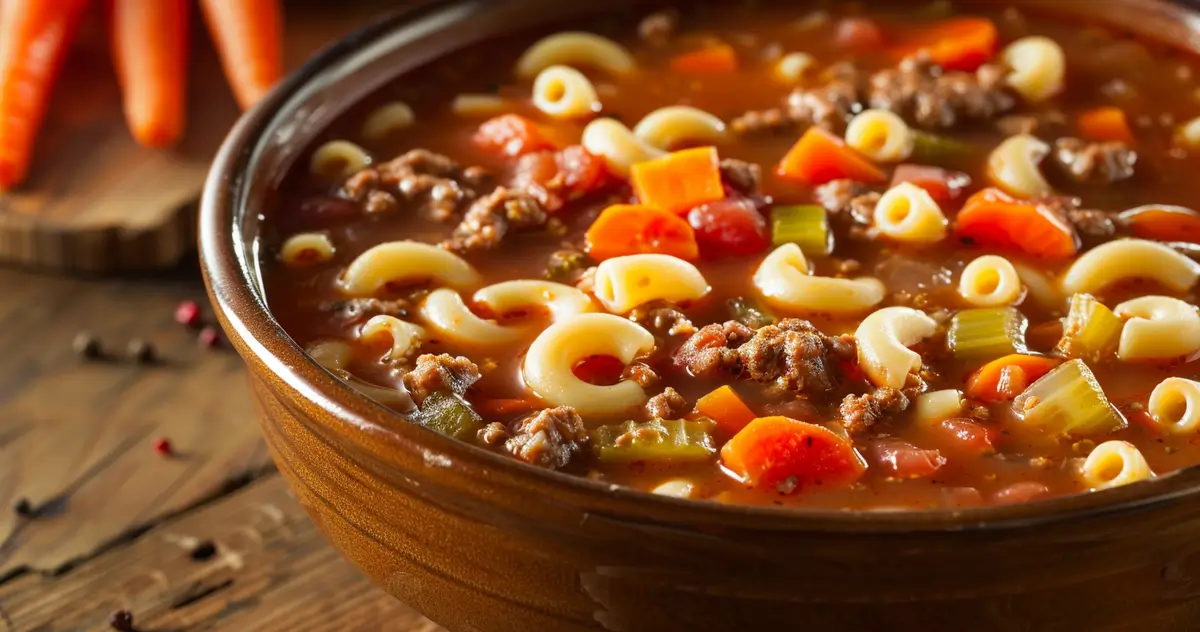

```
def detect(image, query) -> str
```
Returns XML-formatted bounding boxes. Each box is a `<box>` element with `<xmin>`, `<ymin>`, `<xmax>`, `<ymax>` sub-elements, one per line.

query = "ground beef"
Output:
<box><xmin>622</xmin><ymin>362</ymin><xmax>660</xmax><ymax>389</ymax></box>
<box><xmin>719</xmin><ymin>158</ymin><xmax>763</xmax><ymax>197</ymax></box>
<box><xmin>339</xmin><ymin>149</ymin><xmax>489</xmax><ymax>221</ymax></box>
<box><xmin>320</xmin><ymin>297</ymin><xmax>412</xmax><ymax>324</ymax></box>
<box><xmin>737</xmin><ymin>319</ymin><xmax>857</xmax><ymax>394</ymax></box>
<box><xmin>785</xmin><ymin>61</ymin><xmax>862</xmax><ymax>131</ymax></box>
<box><xmin>1040</xmin><ymin>195</ymin><xmax>1116</xmax><ymax>240</ymax></box>
<box><xmin>995</xmin><ymin>110</ymin><xmax>1066</xmax><ymax>136</ymax></box>
<box><xmin>729</xmin><ymin>106</ymin><xmax>790</xmax><ymax>135</ymax></box>
<box><xmin>1051</xmin><ymin>137</ymin><xmax>1137</xmax><ymax>183</ymax></box>
<box><xmin>402</xmin><ymin>354</ymin><xmax>481</xmax><ymax>405</ymax></box>
<box><xmin>503</xmin><ymin>406</ymin><xmax>588</xmax><ymax>469</ymax></box>
<box><xmin>440</xmin><ymin>187</ymin><xmax>548</xmax><ymax>253</ymax></box>
<box><xmin>544</xmin><ymin>248</ymin><xmax>593</xmax><ymax>283</ymax></box>
<box><xmin>814</xmin><ymin>179</ymin><xmax>880</xmax><ymax>228</ymax></box>
<box><xmin>637</xmin><ymin>9</ymin><xmax>678</xmax><ymax>44</ymax></box>
<box><xmin>645</xmin><ymin>387</ymin><xmax>687</xmax><ymax>420</ymax></box>
<box><xmin>837</xmin><ymin>387</ymin><xmax>909</xmax><ymax>435</ymax></box>
<box><xmin>629</xmin><ymin>302</ymin><xmax>696</xmax><ymax>337</ymax></box>
<box><xmin>866</xmin><ymin>52</ymin><xmax>1015</xmax><ymax>129</ymax></box>
<box><xmin>477</xmin><ymin>422</ymin><xmax>510</xmax><ymax>447</ymax></box>
<box><xmin>673</xmin><ymin>320</ymin><xmax>755</xmax><ymax>377</ymax></box>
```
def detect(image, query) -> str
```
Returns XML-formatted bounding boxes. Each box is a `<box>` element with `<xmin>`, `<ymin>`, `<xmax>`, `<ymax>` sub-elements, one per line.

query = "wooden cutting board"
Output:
<box><xmin>0</xmin><ymin>2</ymin><xmax>390</xmax><ymax>275</ymax></box>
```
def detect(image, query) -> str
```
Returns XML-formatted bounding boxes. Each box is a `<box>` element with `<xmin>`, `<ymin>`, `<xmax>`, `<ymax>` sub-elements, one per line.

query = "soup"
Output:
<box><xmin>263</xmin><ymin>1</ymin><xmax>1200</xmax><ymax>510</ymax></box>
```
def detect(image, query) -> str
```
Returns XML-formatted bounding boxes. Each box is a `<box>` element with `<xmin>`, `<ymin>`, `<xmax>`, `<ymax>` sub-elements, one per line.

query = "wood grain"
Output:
<box><xmin>0</xmin><ymin>474</ymin><xmax>443</xmax><ymax>632</ymax></box>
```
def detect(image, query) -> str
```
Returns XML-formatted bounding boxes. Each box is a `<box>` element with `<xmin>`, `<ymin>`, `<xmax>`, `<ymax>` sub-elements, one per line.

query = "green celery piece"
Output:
<box><xmin>911</xmin><ymin>131</ymin><xmax>974</xmax><ymax>164</ymax></box>
<box><xmin>591</xmin><ymin>418</ymin><xmax>717</xmax><ymax>463</ymax></box>
<box><xmin>414</xmin><ymin>391</ymin><xmax>483</xmax><ymax>440</ymax></box>
<box><xmin>727</xmin><ymin>296</ymin><xmax>777</xmax><ymax>329</ymax></box>
<box><xmin>947</xmin><ymin>307</ymin><xmax>1028</xmax><ymax>359</ymax></box>
<box><xmin>1013</xmin><ymin>359</ymin><xmax>1127</xmax><ymax>436</ymax></box>
<box><xmin>772</xmin><ymin>205</ymin><xmax>831</xmax><ymax>256</ymax></box>
<box><xmin>1056</xmin><ymin>293</ymin><xmax>1122</xmax><ymax>361</ymax></box>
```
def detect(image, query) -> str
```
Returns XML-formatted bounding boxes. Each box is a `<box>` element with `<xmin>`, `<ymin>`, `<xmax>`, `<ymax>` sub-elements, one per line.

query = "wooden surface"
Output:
<box><xmin>0</xmin><ymin>2</ymin><xmax>387</xmax><ymax>275</ymax></box>
<box><xmin>0</xmin><ymin>266</ymin><xmax>442</xmax><ymax>630</ymax></box>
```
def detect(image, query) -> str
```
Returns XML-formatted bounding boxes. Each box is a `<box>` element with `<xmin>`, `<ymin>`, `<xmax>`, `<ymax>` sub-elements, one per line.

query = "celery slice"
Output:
<box><xmin>591</xmin><ymin>418</ymin><xmax>717</xmax><ymax>463</ymax></box>
<box><xmin>1013</xmin><ymin>359</ymin><xmax>1127</xmax><ymax>436</ymax></box>
<box><xmin>772</xmin><ymin>205</ymin><xmax>831</xmax><ymax>256</ymax></box>
<box><xmin>727</xmin><ymin>296</ymin><xmax>776</xmax><ymax>329</ymax></box>
<box><xmin>947</xmin><ymin>307</ymin><xmax>1028</xmax><ymax>359</ymax></box>
<box><xmin>911</xmin><ymin>131</ymin><xmax>975</xmax><ymax>164</ymax></box>
<box><xmin>414</xmin><ymin>391</ymin><xmax>483</xmax><ymax>440</ymax></box>
<box><xmin>1056</xmin><ymin>293</ymin><xmax>1123</xmax><ymax>361</ymax></box>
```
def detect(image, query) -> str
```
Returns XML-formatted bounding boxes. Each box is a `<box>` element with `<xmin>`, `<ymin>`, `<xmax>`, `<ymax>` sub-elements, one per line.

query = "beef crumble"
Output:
<box><xmin>629</xmin><ymin>302</ymin><xmax>696</xmax><ymax>337</ymax></box>
<box><xmin>867</xmin><ymin>52</ymin><xmax>1015</xmax><ymax>129</ymax></box>
<box><xmin>440</xmin><ymin>187</ymin><xmax>549</xmax><ymax>253</ymax></box>
<box><xmin>738</xmin><ymin>319</ymin><xmax>857</xmax><ymax>394</ymax></box>
<box><xmin>1051</xmin><ymin>137</ymin><xmax>1137</xmax><ymax>183</ymax></box>
<box><xmin>673</xmin><ymin>320</ymin><xmax>755</xmax><ymax>377</ymax></box>
<box><xmin>837</xmin><ymin>387</ymin><xmax>910</xmax><ymax>435</ymax></box>
<box><xmin>638</xmin><ymin>9</ymin><xmax>678</xmax><ymax>44</ymax></box>
<box><xmin>402</xmin><ymin>354</ymin><xmax>481</xmax><ymax>405</ymax></box>
<box><xmin>320</xmin><ymin>297</ymin><xmax>413</xmax><ymax>324</ymax></box>
<box><xmin>503</xmin><ymin>406</ymin><xmax>588</xmax><ymax>469</ymax></box>
<box><xmin>1039</xmin><ymin>195</ymin><xmax>1116</xmax><ymax>240</ymax></box>
<box><xmin>719</xmin><ymin>158</ymin><xmax>763</xmax><ymax>198</ymax></box>
<box><xmin>814</xmin><ymin>179</ymin><xmax>880</xmax><ymax>227</ymax></box>
<box><xmin>339</xmin><ymin>149</ymin><xmax>489</xmax><ymax>220</ymax></box>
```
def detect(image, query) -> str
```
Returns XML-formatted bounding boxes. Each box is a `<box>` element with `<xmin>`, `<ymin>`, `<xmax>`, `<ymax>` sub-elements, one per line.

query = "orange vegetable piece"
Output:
<box><xmin>631</xmin><ymin>146</ymin><xmax>725</xmax><ymax>214</ymax></box>
<box><xmin>955</xmin><ymin>187</ymin><xmax>1080</xmax><ymax>259</ymax></box>
<box><xmin>965</xmin><ymin>354</ymin><xmax>1062</xmax><ymax>402</ymax></box>
<box><xmin>113</xmin><ymin>0</ymin><xmax>190</xmax><ymax>148</ymax></box>
<box><xmin>1077</xmin><ymin>107</ymin><xmax>1134</xmax><ymax>144</ymax></box>
<box><xmin>669</xmin><ymin>43</ymin><xmax>737</xmax><ymax>74</ymax></box>
<box><xmin>1121</xmin><ymin>205</ymin><xmax>1200</xmax><ymax>244</ymax></box>
<box><xmin>695</xmin><ymin>385</ymin><xmax>757</xmax><ymax>435</ymax></box>
<box><xmin>585</xmin><ymin>204</ymin><xmax>700</xmax><ymax>261</ymax></box>
<box><xmin>892</xmin><ymin>17</ymin><xmax>998</xmax><ymax>71</ymax></box>
<box><xmin>835</xmin><ymin>17</ymin><xmax>885</xmax><ymax>52</ymax></box>
<box><xmin>890</xmin><ymin>164</ymin><xmax>970</xmax><ymax>205</ymax></box>
<box><xmin>474</xmin><ymin>114</ymin><xmax>556</xmax><ymax>157</ymax></box>
<box><xmin>777</xmin><ymin>127</ymin><xmax>887</xmax><ymax>186</ymax></box>
<box><xmin>720</xmin><ymin>416</ymin><xmax>866</xmax><ymax>490</ymax></box>
<box><xmin>200</xmin><ymin>0</ymin><xmax>284</xmax><ymax>110</ymax></box>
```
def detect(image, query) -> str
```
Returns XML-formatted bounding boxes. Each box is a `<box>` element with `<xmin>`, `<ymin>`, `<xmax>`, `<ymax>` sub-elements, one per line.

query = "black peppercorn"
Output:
<box><xmin>72</xmin><ymin>332</ymin><xmax>103</xmax><ymax>359</ymax></box>
<box><xmin>108</xmin><ymin>609</ymin><xmax>134</xmax><ymax>631</ymax></box>
<box><xmin>12</xmin><ymin>497</ymin><xmax>33</xmax><ymax>517</ymax></box>
<box><xmin>127</xmin><ymin>339</ymin><xmax>156</xmax><ymax>365</ymax></box>
<box><xmin>190</xmin><ymin>540</ymin><xmax>217</xmax><ymax>561</ymax></box>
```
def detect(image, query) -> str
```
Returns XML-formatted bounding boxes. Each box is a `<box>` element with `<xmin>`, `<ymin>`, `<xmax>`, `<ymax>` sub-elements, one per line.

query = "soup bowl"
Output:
<box><xmin>200</xmin><ymin>0</ymin><xmax>1200</xmax><ymax>629</ymax></box>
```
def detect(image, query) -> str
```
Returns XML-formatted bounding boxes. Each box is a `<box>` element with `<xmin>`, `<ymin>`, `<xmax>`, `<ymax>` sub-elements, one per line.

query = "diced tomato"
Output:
<box><xmin>991</xmin><ymin>481</ymin><xmax>1051</xmax><ymax>505</ymax></box>
<box><xmin>867</xmin><ymin>437</ymin><xmax>946</xmax><ymax>479</ymax></box>
<box><xmin>941</xmin><ymin>486</ymin><xmax>985</xmax><ymax>508</ymax></box>
<box><xmin>513</xmin><ymin>145</ymin><xmax>610</xmax><ymax>211</ymax></box>
<box><xmin>889</xmin><ymin>164</ymin><xmax>970</xmax><ymax>205</ymax></box>
<box><xmin>556</xmin><ymin>145</ymin><xmax>609</xmax><ymax>195</ymax></box>
<box><xmin>927</xmin><ymin>418</ymin><xmax>995</xmax><ymax>456</ymax></box>
<box><xmin>686</xmin><ymin>198</ymin><xmax>770</xmax><ymax>258</ymax></box>
<box><xmin>835</xmin><ymin>17</ymin><xmax>885</xmax><ymax>52</ymax></box>
<box><xmin>474</xmin><ymin>114</ymin><xmax>556</xmax><ymax>157</ymax></box>
<box><xmin>573</xmin><ymin>355</ymin><xmax>625</xmax><ymax>385</ymax></box>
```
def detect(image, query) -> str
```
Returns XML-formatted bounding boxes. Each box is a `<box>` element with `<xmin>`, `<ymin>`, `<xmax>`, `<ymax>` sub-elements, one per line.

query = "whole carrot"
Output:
<box><xmin>0</xmin><ymin>0</ymin><xmax>91</xmax><ymax>189</ymax></box>
<box><xmin>112</xmin><ymin>0</ymin><xmax>189</xmax><ymax>148</ymax></box>
<box><xmin>200</xmin><ymin>0</ymin><xmax>283</xmax><ymax>110</ymax></box>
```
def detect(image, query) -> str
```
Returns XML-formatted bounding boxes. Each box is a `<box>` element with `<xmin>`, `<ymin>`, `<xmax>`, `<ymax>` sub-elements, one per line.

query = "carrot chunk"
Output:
<box><xmin>695</xmin><ymin>385</ymin><xmax>757</xmax><ymax>435</ymax></box>
<box><xmin>585</xmin><ymin>204</ymin><xmax>700</xmax><ymax>261</ymax></box>
<box><xmin>475</xmin><ymin>114</ymin><xmax>556</xmax><ymax>157</ymax></box>
<box><xmin>777</xmin><ymin>127</ymin><xmax>886</xmax><ymax>186</ymax></box>
<box><xmin>1120</xmin><ymin>205</ymin><xmax>1200</xmax><ymax>244</ymax></box>
<box><xmin>891</xmin><ymin>17</ymin><xmax>998</xmax><ymax>71</ymax></box>
<box><xmin>200</xmin><ymin>0</ymin><xmax>283</xmax><ymax>110</ymax></box>
<box><xmin>113</xmin><ymin>0</ymin><xmax>190</xmax><ymax>148</ymax></box>
<box><xmin>669</xmin><ymin>43</ymin><xmax>737</xmax><ymax>74</ymax></box>
<box><xmin>954</xmin><ymin>187</ymin><xmax>1079</xmax><ymax>259</ymax></box>
<box><xmin>631</xmin><ymin>146</ymin><xmax>725</xmax><ymax>214</ymax></box>
<box><xmin>720</xmin><ymin>416</ymin><xmax>866</xmax><ymax>490</ymax></box>
<box><xmin>965</xmin><ymin>354</ymin><xmax>1062</xmax><ymax>402</ymax></box>
<box><xmin>1077</xmin><ymin>107</ymin><xmax>1134</xmax><ymax>144</ymax></box>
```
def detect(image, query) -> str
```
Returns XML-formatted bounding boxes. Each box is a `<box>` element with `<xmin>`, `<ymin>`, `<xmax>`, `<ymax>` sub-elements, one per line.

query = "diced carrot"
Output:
<box><xmin>1120</xmin><ymin>205</ymin><xmax>1200</xmax><ymax>244</ymax></box>
<box><xmin>585</xmin><ymin>204</ymin><xmax>700</xmax><ymax>261</ymax></box>
<box><xmin>955</xmin><ymin>187</ymin><xmax>1080</xmax><ymax>259</ymax></box>
<box><xmin>112</xmin><ymin>0</ymin><xmax>190</xmax><ymax>148</ymax></box>
<box><xmin>200</xmin><ymin>0</ymin><xmax>283</xmax><ymax>110</ymax></box>
<box><xmin>476</xmin><ymin>398</ymin><xmax>540</xmax><ymax>416</ymax></box>
<box><xmin>1077</xmin><ymin>107</ymin><xmax>1134</xmax><ymax>144</ymax></box>
<box><xmin>890</xmin><ymin>164</ymin><xmax>970</xmax><ymax>205</ymax></box>
<box><xmin>720</xmin><ymin>416</ymin><xmax>866</xmax><ymax>490</ymax></box>
<box><xmin>777</xmin><ymin>127</ymin><xmax>887</xmax><ymax>186</ymax></box>
<box><xmin>965</xmin><ymin>353</ymin><xmax>1062</xmax><ymax>402</ymax></box>
<box><xmin>695</xmin><ymin>385</ymin><xmax>757</xmax><ymax>435</ymax></box>
<box><xmin>669</xmin><ymin>43</ymin><xmax>737</xmax><ymax>74</ymax></box>
<box><xmin>474</xmin><ymin>114</ymin><xmax>556</xmax><ymax>157</ymax></box>
<box><xmin>631</xmin><ymin>146</ymin><xmax>725</xmax><ymax>214</ymax></box>
<box><xmin>0</xmin><ymin>0</ymin><xmax>91</xmax><ymax>189</ymax></box>
<box><xmin>891</xmin><ymin>17</ymin><xmax>998</xmax><ymax>71</ymax></box>
<box><xmin>573</xmin><ymin>355</ymin><xmax>626</xmax><ymax>386</ymax></box>
<box><xmin>835</xmin><ymin>17</ymin><xmax>885</xmax><ymax>52</ymax></box>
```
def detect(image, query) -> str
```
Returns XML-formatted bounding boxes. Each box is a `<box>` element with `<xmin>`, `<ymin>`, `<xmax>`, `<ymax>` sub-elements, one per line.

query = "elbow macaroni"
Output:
<box><xmin>632</xmin><ymin>106</ymin><xmax>727</xmax><ymax>151</ymax></box>
<box><xmin>1081</xmin><ymin>440</ymin><xmax>1153</xmax><ymax>490</ymax></box>
<box><xmin>845</xmin><ymin>109</ymin><xmax>913</xmax><ymax>163</ymax></box>
<box><xmin>987</xmin><ymin>134</ymin><xmax>1052</xmax><ymax>198</ymax></box>
<box><xmin>872</xmin><ymin>182</ymin><xmax>948</xmax><ymax>243</ymax></box>
<box><xmin>1112</xmin><ymin>295</ymin><xmax>1200</xmax><ymax>362</ymax></box>
<box><xmin>532</xmin><ymin>65</ymin><xmax>601</xmax><ymax>119</ymax></box>
<box><xmin>473</xmin><ymin>280</ymin><xmax>594</xmax><ymax>323</ymax></box>
<box><xmin>754</xmin><ymin>244</ymin><xmax>885</xmax><ymax>315</ymax></box>
<box><xmin>1148</xmin><ymin>377</ymin><xmax>1200</xmax><ymax>435</ymax></box>
<box><xmin>958</xmin><ymin>255</ymin><xmax>1023</xmax><ymax>307</ymax></box>
<box><xmin>515</xmin><ymin>32</ymin><xmax>637</xmax><ymax>79</ymax></box>
<box><xmin>1061</xmin><ymin>239</ymin><xmax>1200</xmax><ymax>295</ymax></box>
<box><xmin>1012</xmin><ymin>261</ymin><xmax>1065</xmax><ymax>311</ymax></box>
<box><xmin>421</xmin><ymin>280</ymin><xmax>594</xmax><ymax>349</ymax></box>
<box><xmin>774</xmin><ymin>52</ymin><xmax>817</xmax><ymax>84</ymax></box>
<box><xmin>1002</xmin><ymin>36</ymin><xmax>1066</xmax><ymax>103</ymax></box>
<box><xmin>361</xmin><ymin>102</ymin><xmax>415</xmax><ymax>141</ymax></box>
<box><xmin>419</xmin><ymin>289</ymin><xmax>528</xmax><ymax>348</ymax></box>
<box><xmin>359</xmin><ymin>315</ymin><xmax>426</xmax><ymax>362</ymax></box>
<box><xmin>310</xmin><ymin>140</ymin><xmax>371</xmax><ymax>179</ymax></box>
<box><xmin>522</xmin><ymin>313</ymin><xmax>656</xmax><ymax>415</ymax></box>
<box><xmin>855</xmin><ymin>306</ymin><xmax>939</xmax><ymax>389</ymax></box>
<box><xmin>339</xmin><ymin>241</ymin><xmax>482</xmax><ymax>297</ymax></box>
<box><xmin>582</xmin><ymin>117</ymin><xmax>665</xmax><ymax>178</ymax></box>
<box><xmin>279</xmin><ymin>233</ymin><xmax>335</xmax><ymax>266</ymax></box>
<box><xmin>592</xmin><ymin>254</ymin><xmax>710</xmax><ymax>314</ymax></box>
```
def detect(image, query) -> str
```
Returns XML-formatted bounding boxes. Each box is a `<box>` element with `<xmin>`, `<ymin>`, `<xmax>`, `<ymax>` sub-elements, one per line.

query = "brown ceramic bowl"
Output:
<box><xmin>201</xmin><ymin>1</ymin><xmax>1200</xmax><ymax>629</ymax></box>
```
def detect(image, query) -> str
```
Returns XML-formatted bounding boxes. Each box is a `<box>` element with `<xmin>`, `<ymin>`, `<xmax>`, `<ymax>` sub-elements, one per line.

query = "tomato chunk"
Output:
<box><xmin>835</xmin><ymin>18</ymin><xmax>885</xmax><ymax>52</ymax></box>
<box><xmin>475</xmin><ymin>114</ymin><xmax>556</xmax><ymax>157</ymax></box>
<box><xmin>514</xmin><ymin>145</ymin><xmax>610</xmax><ymax>211</ymax></box>
<box><xmin>573</xmin><ymin>355</ymin><xmax>625</xmax><ymax>386</ymax></box>
<box><xmin>889</xmin><ymin>164</ymin><xmax>970</xmax><ymax>205</ymax></box>
<box><xmin>687</xmin><ymin>198</ymin><xmax>770</xmax><ymax>258</ymax></box>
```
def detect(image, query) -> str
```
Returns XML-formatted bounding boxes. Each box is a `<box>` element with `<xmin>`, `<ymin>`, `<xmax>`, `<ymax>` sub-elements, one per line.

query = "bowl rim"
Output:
<box><xmin>200</xmin><ymin>0</ymin><xmax>1200</xmax><ymax>533</ymax></box>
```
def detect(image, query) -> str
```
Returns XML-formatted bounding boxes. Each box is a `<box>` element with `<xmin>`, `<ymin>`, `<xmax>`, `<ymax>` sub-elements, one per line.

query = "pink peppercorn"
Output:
<box><xmin>153</xmin><ymin>437</ymin><xmax>172</xmax><ymax>456</ymax></box>
<box><xmin>174</xmin><ymin>300</ymin><xmax>202</xmax><ymax>328</ymax></box>
<box><xmin>198</xmin><ymin>326</ymin><xmax>221</xmax><ymax>348</ymax></box>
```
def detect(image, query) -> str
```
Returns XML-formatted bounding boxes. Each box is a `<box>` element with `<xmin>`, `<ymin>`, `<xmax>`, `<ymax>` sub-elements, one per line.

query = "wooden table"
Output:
<box><xmin>0</xmin><ymin>266</ymin><xmax>446</xmax><ymax>631</ymax></box>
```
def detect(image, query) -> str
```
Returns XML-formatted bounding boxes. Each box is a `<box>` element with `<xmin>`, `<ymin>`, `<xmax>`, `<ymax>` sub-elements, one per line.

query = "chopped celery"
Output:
<box><xmin>947</xmin><ymin>307</ymin><xmax>1028</xmax><ymax>359</ymax></box>
<box><xmin>1056</xmin><ymin>293</ymin><xmax>1123</xmax><ymax>361</ymax></box>
<box><xmin>911</xmin><ymin>131</ymin><xmax>974</xmax><ymax>164</ymax></box>
<box><xmin>414</xmin><ymin>391</ymin><xmax>483</xmax><ymax>440</ymax></box>
<box><xmin>727</xmin><ymin>296</ymin><xmax>776</xmax><ymax>329</ymax></box>
<box><xmin>771</xmin><ymin>205</ymin><xmax>831</xmax><ymax>256</ymax></box>
<box><xmin>591</xmin><ymin>418</ymin><xmax>717</xmax><ymax>463</ymax></box>
<box><xmin>1013</xmin><ymin>359</ymin><xmax>1127</xmax><ymax>436</ymax></box>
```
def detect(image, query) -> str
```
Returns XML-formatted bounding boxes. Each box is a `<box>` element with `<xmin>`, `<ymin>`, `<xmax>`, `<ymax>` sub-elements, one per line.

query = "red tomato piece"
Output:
<box><xmin>889</xmin><ymin>164</ymin><xmax>971</xmax><ymax>205</ymax></box>
<box><xmin>573</xmin><ymin>355</ymin><xmax>626</xmax><ymax>386</ymax></box>
<box><xmin>513</xmin><ymin>145</ymin><xmax>610</xmax><ymax>211</ymax></box>
<box><xmin>686</xmin><ymin>198</ymin><xmax>770</xmax><ymax>258</ymax></box>
<box><xmin>835</xmin><ymin>17</ymin><xmax>885</xmax><ymax>52</ymax></box>
<box><xmin>868</xmin><ymin>437</ymin><xmax>946</xmax><ymax>479</ymax></box>
<box><xmin>928</xmin><ymin>418</ymin><xmax>995</xmax><ymax>456</ymax></box>
<box><xmin>991</xmin><ymin>481</ymin><xmax>1051</xmax><ymax>505</ymax></box>
<box><xmin>474</xmin><ymin>114</ymin><xmax>556</xmax><ymax>157</ymax></box>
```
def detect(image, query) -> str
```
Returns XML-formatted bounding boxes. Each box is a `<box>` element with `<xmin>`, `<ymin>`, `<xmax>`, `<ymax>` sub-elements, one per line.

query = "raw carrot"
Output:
<box><xmin>669</xmin><ymin>43</ymin><xmax>737</xmax><ymax>74</ymax></box>
<box><xmin>476</xmin><ymin>398</ymin><xmax>540</xmax><ymax>416</ymax></box>
<box><xmin>720</xmin><ymin>416</ymin><xmax>866</xmax><ymax>490</ymax></box>
<box><xmin>200</xmin><ymin>0</ymin><xmax>283</xmax><ymax>110</ymax></box>
<box><xmin>777</xmin><ymin>127</ymin><xmax>887</xmax><ymax>186</ymax></box>
<box><xmin>1120</xmin><ymin>205</ymin><xmax>1200</xmax><ymax>243</ymax></box>
<box><xmin>0</xmin><ymin>0</ymin><xmax>91</xmax><ymax>189</ymax></box>
<box><xmin>631</xmin><ymin>146</ymin><xmax>725</xmax><ymax>214</ymax></box>
<box><xmin>585</xmin><ymin>204</ymin><xmax>700</xmax><ymax>261</ymax></box>
<box><xmin>954</xmin><ymin>187</ymin><xmax>1080</xmax><ymax>259</ymax></box>
<box><xmin>1077</xmin><ymin>106</ymin><xmax>1134</xmax><ymax>144</ymax></box>
<box><xmin>965</xmin><ymin>353</ymin><xmax>1062</xmax><ymax>402</ymax></box>
<box><xmin>891</xmin><ymin>17</ymin><xmax>998</xmax><ymax>71</ymax></box>
<box><xmin>112</xmin><ymin>0</ymin><xmax>189</xmax><ymax>148</ymax></box>
<box><xmin>475</xmin><ymin>114</ymin><xmax>556</xmax><ymax>157</ymax></box>
<box><xmin>695</xmin><ymin>385</ymin><xmax>757</xmax><ymax>435</ymax></box>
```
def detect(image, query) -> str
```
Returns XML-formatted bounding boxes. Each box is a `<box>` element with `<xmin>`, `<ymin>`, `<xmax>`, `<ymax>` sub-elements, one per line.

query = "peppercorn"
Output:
<box><xmin>174</xmin><ymin>300</ymin><xmax>203</xmax><ymax>328</ymax></box>
<box><xmin>198</xmin><ymin>326</ymin><xmax>221</xmax><ymax>349</ymax></box>
<box><xmin>108</xmin><ymin>609</ymin><xmax>134</xmax><ymax>631</ymax></box>
<box><xmin>153</xmin><ymin>437</ymin><xmax>172</xmax><ymax>457</ymax></box>
<box><xmin>12</xmin><ymin>497</ymin><xmax>34</xmax><ymax>517</ymax></box>
<box><xmin>190</xmin><ymin>540</ymin><xmax>217</xmax><ymax>561</ymax></box>
<box><xmin>127</xmin><ymin>339</ymin><xmax>157</xmax><ymax>365</ymax></box>
<box><xmin>72</xmin><ymin>332</ymin><xmax>103</xmax><ymax>360</ymax></box>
